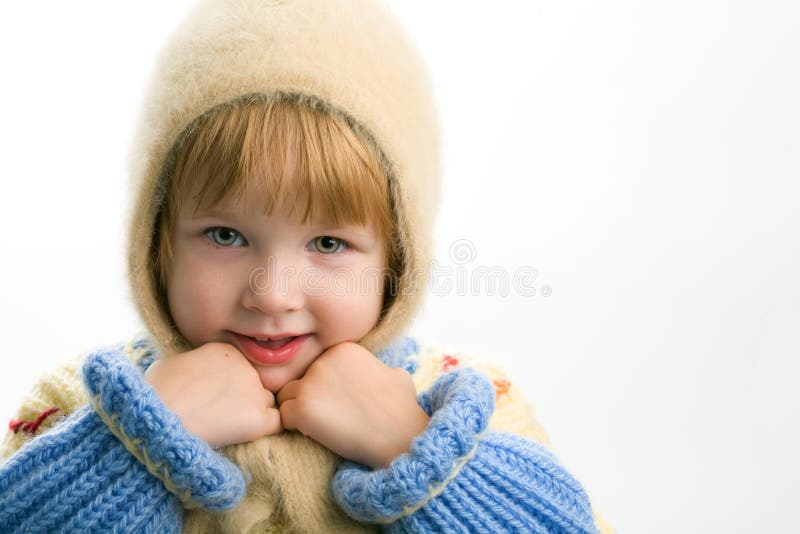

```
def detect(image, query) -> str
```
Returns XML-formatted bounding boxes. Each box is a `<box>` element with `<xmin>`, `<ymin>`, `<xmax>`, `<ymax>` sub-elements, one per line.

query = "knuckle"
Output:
<box><xmin>268</xmin><ymin>410</ymin><xmax>283</xmax><ymax>433</ymax></box>
<box><xmin>294</xmin><ymin>397</ymin><xmax>314</xmax><ymax>418</ymax></box>
<box><xmin>328</xmin><ymin>341</ymin><xmax>358</xmax><ymax>357</ymax></box>
<box><xmin>198</xmin><ymin>341</ymin><xmax>237</xmax><ymax>356</ymax></box>
<box><xmin>393</xmin><ymin>368</ymin><xmax>417</xmax><ymax>392</ymax></box>
<box><xmin>294</xmin><ymin>382</ymin><xmax>311</xmax><ymax>402</ymax></box>
<box><xmin>308</xmin><ymin>357</ymin><xmax>334</xmax><ymax>377</ymax></box>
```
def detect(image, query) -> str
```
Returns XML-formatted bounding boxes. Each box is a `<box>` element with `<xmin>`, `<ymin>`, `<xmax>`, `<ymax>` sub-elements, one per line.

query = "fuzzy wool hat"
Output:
<box><xmin>127</xmin><ymin>0</ymin><xmax>440</xmax><ymax>357</ymax></box>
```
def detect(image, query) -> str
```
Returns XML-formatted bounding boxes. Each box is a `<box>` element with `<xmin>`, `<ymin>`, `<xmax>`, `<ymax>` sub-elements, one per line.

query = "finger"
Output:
<box><xmin>278</xmin><ymin>398</ymin><xmax>298</xmax><ymax>432</ymax></box>
<box><xmin>265</xmin><ymin>388</ymin><xmax>277</xmax><ymax>409</ymax></box>
<box><xmin>241</xmin><ymin>407</ymin><xmax>283</xmax><ymax>443</ymax></box>
<box><xmin>277</xmin><ymin>378</ymin><xmax>301</xmax><ymax>405</ymax></box>
<box><xmin>262</xmin><ymin>407</ymin><xmax>283</xmax><ymax>436</ymax></box>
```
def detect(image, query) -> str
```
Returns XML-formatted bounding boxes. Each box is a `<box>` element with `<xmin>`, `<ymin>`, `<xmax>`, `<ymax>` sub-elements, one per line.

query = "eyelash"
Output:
<box><xmin>203</xmin><ymin>227</ymin><xmax>349</xmax><ymax>255</ymax></box>
<box><xmin>310</xmin><ymin>236</ymin><xmax>348</xmax><ymax>254</ymax></box>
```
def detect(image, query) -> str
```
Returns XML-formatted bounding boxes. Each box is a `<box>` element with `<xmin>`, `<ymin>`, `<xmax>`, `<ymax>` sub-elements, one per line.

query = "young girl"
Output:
<box><xmin>0</xmin><ymin>0</ymin><xmax>612</xmax><ymax>531</ymax></box>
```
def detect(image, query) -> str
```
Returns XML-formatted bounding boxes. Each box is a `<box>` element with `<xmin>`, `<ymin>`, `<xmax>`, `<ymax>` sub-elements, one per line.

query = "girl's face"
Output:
<box><xmin>165</xmin><ymin>186</ymin><xmax>387</xmax><ymax>393</ymax></box>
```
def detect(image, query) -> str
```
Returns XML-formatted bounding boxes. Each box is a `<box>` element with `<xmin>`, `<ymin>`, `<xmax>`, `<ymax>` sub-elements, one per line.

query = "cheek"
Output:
<box><xmin>315</xmin><ymin>296</ymin><xmax>381</xmax><ymax>342</ymax></box>
<box><xmin>315</xmin><ymin>266</ymin><xmax>384</xmax><ymax>338</ymax></box>
<box><xmin>166</xmin><ymin>257</ymin><xmax>230</xmax><ymax>342</ymax></box>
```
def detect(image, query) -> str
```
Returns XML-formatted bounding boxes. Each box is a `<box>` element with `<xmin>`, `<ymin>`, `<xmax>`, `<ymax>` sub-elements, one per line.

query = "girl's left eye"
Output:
<box><xmin>311</xmin><ymin>236</ymin><xmax>347</xmax><ymax>254</ymax></box>
<box><xmin>205</xmin><ymin>227</ymin><xmax>246</xmax><ymax>247</ymax></box>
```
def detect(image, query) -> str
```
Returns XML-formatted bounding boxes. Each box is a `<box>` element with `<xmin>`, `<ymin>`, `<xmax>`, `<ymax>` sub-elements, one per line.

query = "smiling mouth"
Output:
<box><xmin>234</xmin><ymin>332</ymin><xmax>312</xmax><ymax>366</ymax></box>
<box><xmin>250</xmin><ymin>336</ymin><xmax>296</xmax><ymax>350</ymax></box>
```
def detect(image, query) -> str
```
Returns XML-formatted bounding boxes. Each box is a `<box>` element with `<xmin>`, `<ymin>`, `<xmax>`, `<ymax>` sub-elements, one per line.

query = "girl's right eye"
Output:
<box><xmin>205</xmin><ymin>227</ymin><xmax>246</xmax><ymax>247</ymax></box>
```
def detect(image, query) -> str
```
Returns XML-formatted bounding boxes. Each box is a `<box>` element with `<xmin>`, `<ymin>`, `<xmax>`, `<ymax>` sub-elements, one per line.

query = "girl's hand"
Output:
<box><xmin>277</xmin><ymin>342</ymin><xmax>430</xmax><ymax>469</ymax></box>
<box><xmin>144</xmin><ymin>342</ymin><xmax>282</xmax><ymax>448</ymax></box>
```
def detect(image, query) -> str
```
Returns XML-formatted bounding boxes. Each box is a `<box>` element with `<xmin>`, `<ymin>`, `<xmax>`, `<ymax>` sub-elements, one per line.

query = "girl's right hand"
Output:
<box><xmin>144</xmin><ymin>342</ymin><xmax>282</xmax><ymax>448</ymax></box>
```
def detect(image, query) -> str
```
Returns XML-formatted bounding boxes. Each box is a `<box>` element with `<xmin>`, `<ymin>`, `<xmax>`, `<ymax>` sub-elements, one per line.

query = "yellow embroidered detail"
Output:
<box><xmin>375</xmin><ymin>431</ymin><xmax>486</xmax><ymax>524</ymax></box>
<box><xmin>90</xmin><ymin>395</ymin><xmax>199</xmax><ymax>509</ymax></box>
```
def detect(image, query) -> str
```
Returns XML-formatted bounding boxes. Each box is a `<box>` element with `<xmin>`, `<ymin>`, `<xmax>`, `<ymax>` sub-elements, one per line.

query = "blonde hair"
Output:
<box><xmin>155</xmin><ymin>95</ymin><xmax>401</xmax><ymax>311</ymax></box>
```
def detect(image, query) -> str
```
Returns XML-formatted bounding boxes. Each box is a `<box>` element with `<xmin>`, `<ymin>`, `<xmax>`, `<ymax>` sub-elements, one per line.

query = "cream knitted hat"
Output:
<box><xmin>127</xmin><ymin>0</ymin><xmax>440</xmax><ymax>356</ymax></box>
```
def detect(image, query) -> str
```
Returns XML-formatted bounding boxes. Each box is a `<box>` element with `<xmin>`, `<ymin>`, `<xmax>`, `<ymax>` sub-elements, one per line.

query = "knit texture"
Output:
<box><xmin>1</xmin><ymin>335</ymin><xmax>613</xmax><ymax>533</ymax></box>
<box><xmin>0</xmin><ymin>1</ymin><xmax>614</xmax><ymax>531</ymax></box>
<box><xmin>127</xmin><ymin>0</ymin><xmax>440</xmax><ymax>358</ymax></box>
<box><xmin>82</xmin><ymin>347</ymin><xmax>246</xmax><ymax>510</ymax></box>
<box><xmin>0</xmin><ymin>345</ymin><xmax>245</xmax><ymax>533</ymax></box>
<box><xmin>333</xmin><ymin>368</ymin><xmax>599</xmax><ymax>533</ymax></box>
<box><xmin>116</xmin><ymin>1</ymin><xmax>611</xmax><ymax>527</ymax></box>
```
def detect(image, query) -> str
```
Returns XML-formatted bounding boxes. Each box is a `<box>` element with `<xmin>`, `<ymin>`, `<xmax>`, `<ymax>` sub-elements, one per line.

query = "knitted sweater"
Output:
<box><xmin>0</xmin><ymin>336</ymin><xmax>613</xmax><ymax>533</ymax></box>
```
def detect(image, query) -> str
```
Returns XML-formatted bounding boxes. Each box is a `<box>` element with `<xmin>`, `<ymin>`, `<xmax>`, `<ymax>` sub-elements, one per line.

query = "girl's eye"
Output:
<box><xmin>312</xmin><ymin>236</ymin><xmax>346</xmax><ymax>254</ymax></box>
<box><xmin>205</xmin><ymin>227</ymin><xmax>245</xmax><ymax>247</ymax></box>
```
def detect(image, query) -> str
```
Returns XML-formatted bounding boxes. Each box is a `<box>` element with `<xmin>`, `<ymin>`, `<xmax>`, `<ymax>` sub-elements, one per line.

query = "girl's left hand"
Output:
<box><xmin>277</xmin><ymin>342</ymin><xmax>430</xmax><ymax>468</ymax></box>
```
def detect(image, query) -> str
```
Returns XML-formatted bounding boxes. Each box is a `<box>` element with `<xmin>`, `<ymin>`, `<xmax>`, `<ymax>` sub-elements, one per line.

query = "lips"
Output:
<box><xmin>251</xmin><ymin>336</ymin><xmax>295</xmax><ymax>350</ymax></box>
<box><xmin>234</xmin><ymin>332</ymin><xmax>311</xmax><ymax>365</ymax></box>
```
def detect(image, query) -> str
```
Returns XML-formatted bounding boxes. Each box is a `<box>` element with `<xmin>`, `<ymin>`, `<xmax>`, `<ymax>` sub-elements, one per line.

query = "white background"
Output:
<box><xmin>1</xmin><ymin>1</ymin><xmax>798</xmax><ymax>532</ymax></box>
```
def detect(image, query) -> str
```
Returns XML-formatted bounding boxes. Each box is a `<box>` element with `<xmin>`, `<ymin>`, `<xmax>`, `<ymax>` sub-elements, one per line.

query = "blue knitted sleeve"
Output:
<box><xmin>0</xmin><ymin>347</ymin><xmax>246</xmax><ymax>532</ymax></box>
<box><xmin>332</xmin><ymin>368</ymin><xmax>599</xmax><ymax>533</ymax></box>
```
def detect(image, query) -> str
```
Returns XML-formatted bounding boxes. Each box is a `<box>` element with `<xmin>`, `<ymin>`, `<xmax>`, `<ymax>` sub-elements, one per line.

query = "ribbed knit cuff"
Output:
<box><xmin>333</xmin><ymin>368</ymin><xmax>599</xmax><ymax>533</ymax></box>
<box><xmin>333</xmin><ymin>367</ymin><xmax>494</xmax><ymax>522</ymax></box>
<box><xmin>82</xmin><ymin>348</ymin><xmax>246</xmax><ymax>511</ymax></box>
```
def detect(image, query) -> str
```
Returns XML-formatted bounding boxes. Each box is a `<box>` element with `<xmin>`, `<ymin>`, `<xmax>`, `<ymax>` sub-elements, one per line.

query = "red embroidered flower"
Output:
<box><xmin>493</xmin><ymin>379</ymin><xmax>511</xmax><ymax>399</ymax></box>
<box><xmin>442</xmin><ymin>354</ymin><xmax>460</xmax><ymax>372</ymax></box>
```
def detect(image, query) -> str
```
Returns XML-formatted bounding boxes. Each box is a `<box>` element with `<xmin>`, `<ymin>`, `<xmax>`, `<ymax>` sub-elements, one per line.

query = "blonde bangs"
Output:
<box><xmin>169</xmin><ymin>98</ymin><xmax>393</xmax><ymax>231</ymax></box>
<box><xmin>156</xmin><ymin>96</ymin><xmax>401</xmax><ymax>296</ymax></box>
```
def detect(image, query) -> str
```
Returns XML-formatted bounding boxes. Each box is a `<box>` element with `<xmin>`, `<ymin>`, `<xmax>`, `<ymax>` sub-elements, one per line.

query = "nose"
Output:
<box><xmin>242</xmin><ymin>255</ymin><xmax>305</xmax><ymax>315</ymax></box>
